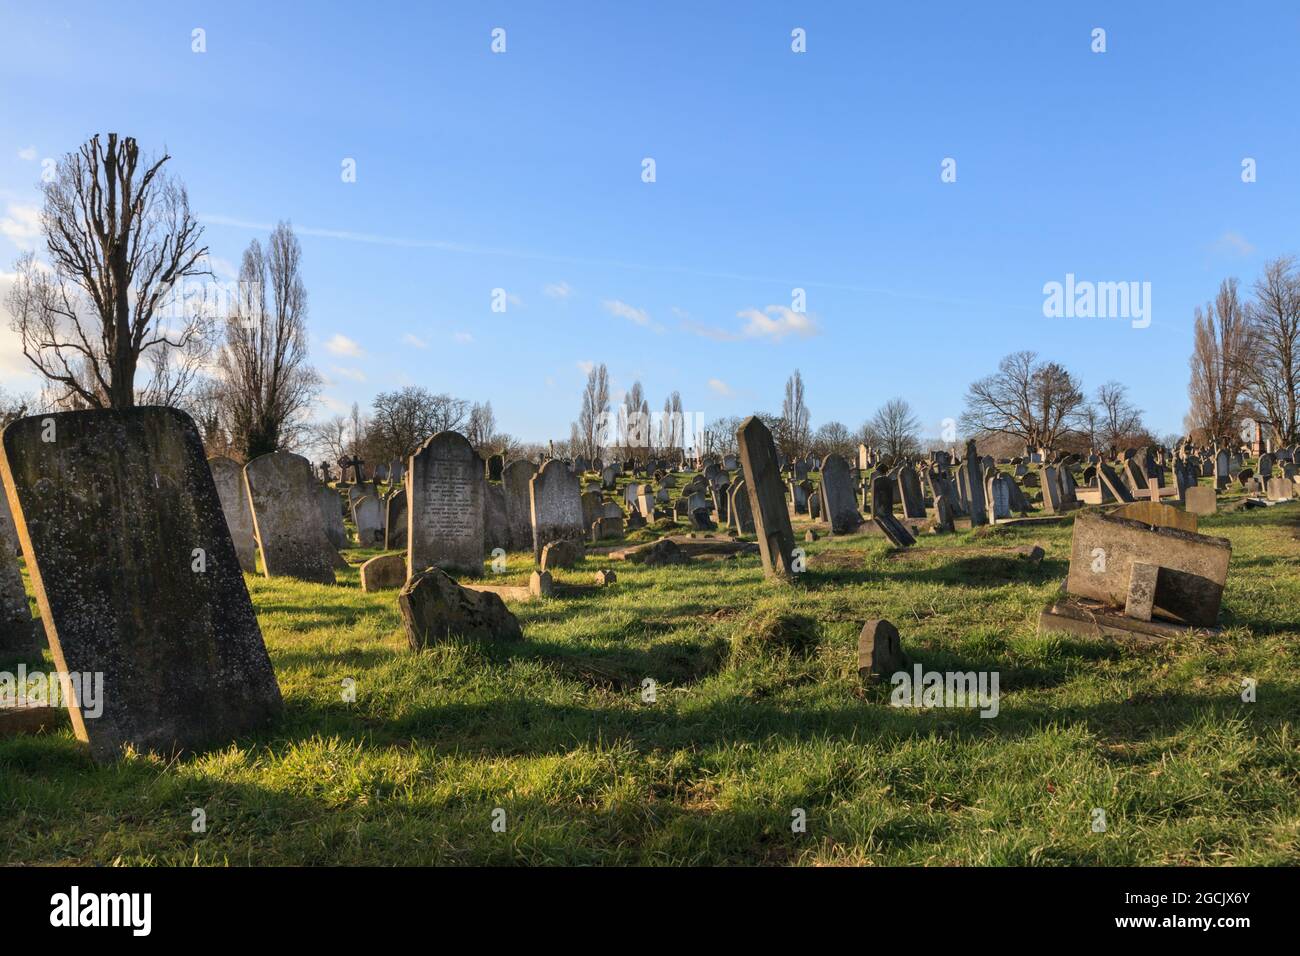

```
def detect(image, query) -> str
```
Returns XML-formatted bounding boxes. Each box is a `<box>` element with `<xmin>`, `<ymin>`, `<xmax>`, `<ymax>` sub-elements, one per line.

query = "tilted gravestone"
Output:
<box><xmin>870</xmin><ymin>474</ymin><xmax>916</xmax><ymax>547</ymax></box>
<box><xmin>0</xmin><ymin>408</ymin><xmax>282</xmax><ymax>761</ymax></box>
<box><xmin>501</xmin><ymin>460</ymin><xmax>537</xmax><ymax>551</ymax></box>
<box><xmin>245</xmin><ymin>451</ymin><xmax>337</xmax><ymax>584</ymax></box>
<box><xmin>897</xmin><ymin>464</ymin><xmax>927</xmax><ymax>520</ymax></box>
<box><xmin>529</xmin><ymin>458</ymin><xmax>585</xmax><ymax>562</ymax></box>
<box><xmin>820</xmin><ymin>453</ymin><xmax>862</xmax><ymax>534</ymax></box>
<box><xmin>208</xmin><ymin>456</ymin><xmax>258</xmax><ymax>573</ymax></box>
<box><xmin>407</xmin><ymin>431</ymin><xmax>485</xmax><ymax>576</ymax></box>
<box><xmin>737</xmin><ymin>416</ymin><xmax>796</xmax><ymax>578</ymax></box>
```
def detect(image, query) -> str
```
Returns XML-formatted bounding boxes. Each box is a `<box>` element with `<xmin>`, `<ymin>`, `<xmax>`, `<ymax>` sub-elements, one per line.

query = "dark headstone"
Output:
<box><xmin>736</xmin><ymin>417</ymin><xmax>796</xmax><ymax>579</ymax></box>
<box><xmin>398</xmin><ymin>567</ymin><xmax>523</xmax><ymax>649</ymax></box>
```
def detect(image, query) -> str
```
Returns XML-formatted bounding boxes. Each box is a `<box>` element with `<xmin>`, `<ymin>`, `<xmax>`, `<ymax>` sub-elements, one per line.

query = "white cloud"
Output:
<box><xmin>603</xmin><ymin>298</ymin><xmax>650</xmax><ymax>326</ymax></box>
<box><xmin>737</xmin><ymin>305</ymin><xmax>818</xmax><ymax>341</ymax></box>
<box><xmin>17</xmin><ymin>147</ymin><xmax>38</xmax><ymax>162</ymax></box>
<box><xmin>707</xmin><ymin>378</ymin><xmax>732</xmax><ymax>396</ymax></box>
<box><xmin>686</xmin><ymin>304</ymin><xmax>820</xmax><ymax>343</ymax></box>
<box><xmin>0</xmin><ymin>203</ymin><xmax>41</xmax><ymax>251</ymax></box>
<box><xmin>402</xmin><ymin>332</ymin><xmax>429</xmax><ymax>349</ymax></box>
<box><xmin>325</xmin><ymin>333</ymin><xmax>364</xmax><ymax>357</ymax></box>
<box><xmin>577</xmin><ymin>360</ymin><xmax>595</xmax><ymax>374</ymax></box>
<box><xmin>543</xmin><ymin>281</ymin><xmax>572</xmax><ymax>299</ymax></box>
<box><xmin>330</xmin><ymin>365</ymin><xmax>367</xmax><ymax>383</ymax></box>
<box><xmin>1214</xmin><ymin>231</ymin><xmax>1255</xmax><ymax>257</ymax></box>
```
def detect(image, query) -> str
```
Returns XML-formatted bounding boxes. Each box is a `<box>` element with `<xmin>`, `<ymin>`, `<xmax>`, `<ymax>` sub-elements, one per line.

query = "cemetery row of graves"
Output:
<box><xmin>1</xmin><ymin>406</ymin><xmax>1298</xmax><ymax>864</ymax></box>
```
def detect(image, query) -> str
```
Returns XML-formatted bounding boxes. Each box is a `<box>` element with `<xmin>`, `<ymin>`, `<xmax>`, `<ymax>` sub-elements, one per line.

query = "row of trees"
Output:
<box><xmin>1187</xmin><ymin>257</ymin><xmax>1300</xmax><ymax>447</ymax></box>
<box><xmin>570</xmin><ymin>362</ymin><xmax>686</xmax><ymax>460</ymax></box>
<box><xmin>310</xmin><ymin>388</ymin><xmax>517</xmax><ymax>470</ymax></box>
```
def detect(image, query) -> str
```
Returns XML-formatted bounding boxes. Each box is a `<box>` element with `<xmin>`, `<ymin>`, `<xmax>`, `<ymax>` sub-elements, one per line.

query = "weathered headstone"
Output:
<box><xmin>384</xmin><ymin>488</ymin><xmax>408</xmax><ymax>550</ymax></box>
<box><xmin>245</xmin><ymin>451</ymin><xmax>337</xmax><ymax>584</ymax></box>
<box><xmin>965</xmin><ymin>440</ymin><xmax>987</xmax><ymax>525</ymax></box>
<box><xmin>351</xmin><ymin>495</ymin><xmax>384</xmax><ymax>546</ymax></box>
<box><xmin>484</xmin><ymin>482</ymin><xmax>509</xmax><ymax>552</ymax></box>
<box><xmin>821</xmin><ymin>454</ymin><xmax>862</xmax><ymax>534</ymax></box>
<box><xmin>730</xmin><ymin>478</ymin><xmax>755</xmax><ymax>534</ymax></box>
<box><xmin>360</xmin><ymin>553</ymin><xmax>406</xmax><ymax>592</ymax></box>
<box><xmin>407</xmin><ymin>431</ymin><xmax>485</xmax><ymax>576</ymax></box>
<box><xmin>0</xmin><ymin>407</ymin><xmax>282</xmax><ymax>761</ymax></box>
<box><xmin>1066</xmin><ymin>512</ymin><xmax>1230</xmax><ymax>627</ymax></box>
<box><xmin>316</xmin><ymin>485</ymin><xmax>348</xmax><ymax>550</ymax></box>
<box><xmin>529</xmin><ymin>459</ymin><xmax>584</xmax><ymax>562</ymax></box>
<box><xmin>870</xmin><ymin>475</ymin><xmax>916</xmax><ymax>546</ymax></box>
<box><xmin>501</xmin><ymin>460</ymin><xmax>537</xmax><ymax>551</ymax></box>
<box><xmin>737</xmin><ymin>416</ymin><xmax>796</xmax><ymax>579</ymax></box>
<box><xmin>398</xmin><ymin>568</ymin><xmax>522</xmax><ymax>649</ymax></box>
<box><xmin>208</xmin><ymin>457</ymin><xmax>258</xmax><ymax>574</ymax></box>
<box><xmin>896</xmin><ymin>465</ymin><xmax>926</xmax><ymax>520</ymax></box>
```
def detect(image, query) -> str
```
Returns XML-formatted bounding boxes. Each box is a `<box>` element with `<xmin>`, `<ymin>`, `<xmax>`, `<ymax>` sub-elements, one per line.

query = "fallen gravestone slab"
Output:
<box><xmin>1065</xmin><ymin>512</ymin><xmax>1230</xmax><ymax>627</ymax></box>
<box><xmin>398</xmin><ymin>567</ymin><xmax>523</xmax><ymax>649</ymax></box>
<box><xmin>0</xmin><ymin>407</ymin><xmax>282</xmax><ymax>762</ymax></box>
<box><xmin>540</xmin><ymin>538</ymin><xmax>584</xmax><ymax>570</ymax></box>
<box><xmin>869</xmin><ymin>475</ymin><xmax>916</xmax><ymax>547</ymax></box>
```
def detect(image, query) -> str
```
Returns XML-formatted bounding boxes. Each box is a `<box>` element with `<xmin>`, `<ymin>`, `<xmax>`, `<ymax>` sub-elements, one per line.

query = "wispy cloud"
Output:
<box><xmin>686</xmin><ymin>304</ymin><xmax>820</xmax><ymax>343</ymax></box>
<box><xmin>325</xmin><ymin>333</ymin><xmax>364</xmax><ymax>357</ymax></box>
<box><xmin>16</xmin><ymin>147</ymin><xmax>37</xmax><ymax>162</ymax></box>
<box><xmin>708</xmin><ymin>378</ymin><xmax>732</xmax><ymax>396</ymax></box>
<box><xmin>602</xmin><ymin>298</ymin><xmax>664</xmax><ymax>332</ymax></box>
<box><xmin>1214</xmin><ymin>231</ymin><xmax>1255</xmax><ymax>258</ymax></box>
<box><xmin>543</xmin><ymin>280</ymin><xmax>572</xmax><ymax>299</ymax></box>
<box><xmin>402</xmin><ymin>332</ymin><xmax>429</xmax><ymax>349</ymax></box>
<box><xmin>330</xmin><ymin>365</ymin><xmax>367</xmax><ymax>383</ymax></box>
<box><xmin>454</xmin><ymin>331</ymin><xmax>474</xmax><ymax>344</ymax></box>
<box><xmin>577</xmin><ymin>360</ymin><xmax>595</xmax><ymax>374</ymax></box>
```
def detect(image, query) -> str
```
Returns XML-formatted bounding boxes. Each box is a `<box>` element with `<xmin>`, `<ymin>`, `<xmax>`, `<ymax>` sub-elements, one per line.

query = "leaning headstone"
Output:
<box><xmin>869</xmin><ymin>475</ymin><xmax>916</xmax><ymax>547</ymax></box>
<box><xmin>821</xmin><ymin>454</ymin><xmax>862</xmax><ymax>534</ymax></box>
<box><xmin>208</xmin><ymin>457</ymin><xmax>258</xmax><ymax>574</ymax></box>
<box><xmin>245</xmin><ymin>451</ymin><xmax>337</xmax><ymax>584</ymax></box>
<box><xmin>529</xmin><ymin>459</ymin><xmax>585</xmax><ymax>562</ymax></box>
<box><xmin>0</xmin><ymin>407</ymin><xmax>283</xmax><ymax>761</ymax></box>
<box><xmin>1114</xmin><ymin>500</ymin><xmax>1198</xmax><ymax>533</ymax></box>
<box><xmin>736</xmin><ymin>416</ymin><xmax>796</xmax><ymax>579</ymax></box>
<box><xmin>1097</xmin><ymin>462</ymin><xmax>1136</xmax><ymax>503</ymax></box>
<box><xmin>398</xmin><ymin>568</ymin><xmax>522</xmax><ymax>649</ymax></box>
<box><xmin>933</xmin><ymin>494</ymin><xmax>955</xmax><ymax>533</ymax></box>
<box><xmin>501</xmin><ymin>460</ymin><xmax>537</xmax><ymax>551</ymax></box>
<box><xmin>407</xmin><ymin>431</ymin><xmax>485</xmax><ymax>576</ymax></box>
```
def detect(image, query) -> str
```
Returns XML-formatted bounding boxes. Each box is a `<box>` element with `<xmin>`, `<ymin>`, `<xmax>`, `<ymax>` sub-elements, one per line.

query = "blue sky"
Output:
<box><xmin>2</xmin><ymin>1</ymin><xmax>1298</xmax><ymax>442</ymax></box>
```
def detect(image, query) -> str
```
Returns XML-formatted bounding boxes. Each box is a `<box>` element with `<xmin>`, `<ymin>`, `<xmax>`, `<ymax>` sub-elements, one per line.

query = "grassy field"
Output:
<box><xmin>2</xmin><ymin>473</ymin><xmax>1299</xmax><ymax>866</ymax></box>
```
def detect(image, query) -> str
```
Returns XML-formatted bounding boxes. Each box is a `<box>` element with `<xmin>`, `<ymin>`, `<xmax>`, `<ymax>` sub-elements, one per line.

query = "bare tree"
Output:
<box><xmin>1093</xmin><ymin>381</ymin><xmax>1146</xmax><ymax>455</ymax></box>
<box><xmin>961</xmin><ymin>350</ymin><xmax>1086</xmax><ymax>452</ymax></box>
<box><xmin>307</xmin><ymin>414</ymin><xmax>351</xmax><ymax>466</ymax></box>
<box><xmin>6</xmin><ymin>134</ymin><xmax>213</xmax><ymax>409</ymax></box>
<box><xmin>811</xmin><ymin>420</ymin><xmax>854</xmax><ymax>460</ymax></box>
<box><xmin>1239</xmin><ymin>257</ymin><xmax>1300</xmax><ymax>445</ymax></box>
<box><xmin>1186</xmin><ymin>277</ymin><xmax>1250</xmax><ymax>446</ymax></box>
<box><xmin>618</xmin><ymin>380</ymin><xmax>650</xmax><ymax>456</ymax></box>
<box><xmin>575</xmin><ymin>363</ymin><xmax>610</xmax><ymax>460</ymax></box>
<box><xmin>216</xmin><ymin>223</ymin><xmax>319</xmax><ymax>459</ymax></box>
<box><xmin>367</xmin><ymin>386</ymin><xmax>468</xmax><ymax>463</ymax></box>
<box><xmin>869</xmin><ymin>398</ymin><xmax>921</xmax><ymax>459</ymax></box>
<box><xmin>657</xmin><ymin>390</ymin><xmax>684</xmax><ymax>455</ymax></box>
<box><xmin>466</xmin><ymin>401</ymin><xmax>498</xmax><ymax>455</ymax></box>
<box><xmin>779</xmin><ymin>369</ymin><xmax>810</xmax><ymax>459</ymax></box>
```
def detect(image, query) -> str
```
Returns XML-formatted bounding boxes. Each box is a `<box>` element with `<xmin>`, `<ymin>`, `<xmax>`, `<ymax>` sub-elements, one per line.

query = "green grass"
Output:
<box><xmin>2</xmin><ymin>476</ymin><xmax>1299</xmax><ymax>866</ymax></box>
